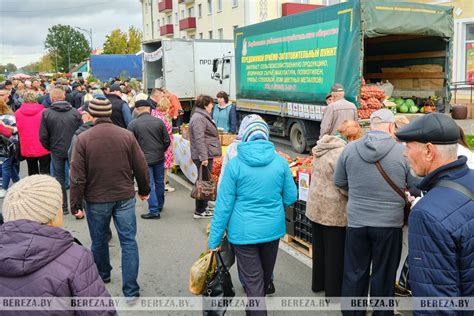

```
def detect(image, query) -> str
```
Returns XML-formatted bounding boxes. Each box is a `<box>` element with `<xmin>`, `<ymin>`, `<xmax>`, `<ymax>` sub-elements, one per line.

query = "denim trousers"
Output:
<box><xmin>1</xmin><ymin>157</ymin><xmax>20</xmax><ymax>190</ymax></box>
<box><xmin>51</xmin><ymin>155</ymin><xmax>69</xmax><ymax>212</ymax></box>
<box><xmin>85</xmin><ymin>197</ymin><xmax>140</xmax><ymax>298</ymax></box>
<box><xmin>148</xmin><ymin>161</ymin><xmax>165</xmax><ymax>214</ymax></box>
<box><xmin>50</xmin><ymin>159</ymin><xmax>70</xmax><ymax>187</ymax></box>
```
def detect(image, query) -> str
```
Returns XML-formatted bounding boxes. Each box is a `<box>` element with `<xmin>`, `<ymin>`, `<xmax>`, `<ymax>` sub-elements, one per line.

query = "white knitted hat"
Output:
<box><xmin>3</xmin><ymin>175</ymin><xmax>63</xmax><ymax>224</ymax></box>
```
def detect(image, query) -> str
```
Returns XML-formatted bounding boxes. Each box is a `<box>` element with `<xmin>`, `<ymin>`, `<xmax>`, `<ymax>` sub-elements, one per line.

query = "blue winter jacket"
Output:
<box><xmin>409</xmin><ymin>156</ymin><xmax>474</xmax><ymax>308</ymax></box>
<box><xmin>208</xmin><ymin>140</ymin><xmax>297</xmax><ymax>249</ymax></box>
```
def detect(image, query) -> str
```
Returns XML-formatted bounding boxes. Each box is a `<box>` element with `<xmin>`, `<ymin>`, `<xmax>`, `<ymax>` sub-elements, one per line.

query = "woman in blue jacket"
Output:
<box><xmin>208</xmin><ymin>117</ymin><xmax>297</xmax><ymax>315</ymax></box>
<box><xmin>212</xmin><ymin>91</ymin><xmax>237</xmax><ymax>133</ymax></box>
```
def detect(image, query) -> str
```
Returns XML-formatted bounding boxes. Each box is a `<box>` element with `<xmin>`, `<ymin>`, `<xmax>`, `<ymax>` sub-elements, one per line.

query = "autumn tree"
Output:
<box><xmin>0</xmin><ymin>63</ymin><xmax>18</xmax><ymax>74</ymax></box>
<box><xmin>45</xmin><ymin>24</ymin><xmax>90</xmax><ymax>72</ymax></box>
<box><xmin>103</xmin><ymin>26</ymin><xmax>143</xmax><ymax>54</ymax></box>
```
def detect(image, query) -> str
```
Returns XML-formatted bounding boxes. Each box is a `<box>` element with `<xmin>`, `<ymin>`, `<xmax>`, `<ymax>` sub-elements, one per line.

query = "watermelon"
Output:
<box><xmin>388</xmin><ymin>97</ymin><xmax>395</xmax><ymax>102</ymax></box>
<box><xmin>398</xmin><ymin>104</ymin><xmax>409</xmax><ymax>113</ymax></box>
<box><xmin>405</xmin><ymin>99</ymin><xmax>415</xmax><ymax>108</ymax></box>
<box><xmin>409</xmin><ymin>105</ymin><xmax>419</xmax><ymax>113</ymax></box>
<box><xmin>395</xmin><ymin>98</ymin><xmax>405</xmax><ymax>106</ymax></box>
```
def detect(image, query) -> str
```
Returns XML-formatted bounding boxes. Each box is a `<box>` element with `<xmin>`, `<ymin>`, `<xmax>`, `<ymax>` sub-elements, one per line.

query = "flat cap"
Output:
<box><xmin>395</xmin><ymin>113</ymin><xmax>460</xmax><ymax>145</ymax></box>
<box><xmin>135</xmin><ymin>99</ymin><xmax>151</xmax><ymax>108</ymax></box>
<box><xmin>370</xmin><ymin>108</ymin><xmax>395</xmax><ymax>124</ymax></box>
<box><xmin>331</xmin><ymin>83</ymin><xmax>344</xmax><ymax>92</ymax></box>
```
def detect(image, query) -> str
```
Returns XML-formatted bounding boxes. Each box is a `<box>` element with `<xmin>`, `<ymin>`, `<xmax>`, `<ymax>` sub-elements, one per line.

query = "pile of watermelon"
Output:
<box><xmin>389</xmin><ymin>97</ymin><xmax>420</xmax><ymax>114</ymax></box>
<box><xmin>358</xmin><ymin>85</ymin><xmax>385</xmax><ymax>119</ymax></box>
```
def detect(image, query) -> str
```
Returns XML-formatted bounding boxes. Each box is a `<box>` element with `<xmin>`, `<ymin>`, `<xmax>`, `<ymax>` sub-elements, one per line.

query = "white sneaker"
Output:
<box><xmin>193</xmin><ymin>210</ymin><xmax>213</xmax><ymax>219</ymax></box>
<box><xmin>165</xmin><ymin>184</ymin><xmax>175</xmax><ymax>192</ymax></box>
<box><xmin>0</xmin><ymin>189</ymin><xmax>6</xmax><ymax>198</ymax></box>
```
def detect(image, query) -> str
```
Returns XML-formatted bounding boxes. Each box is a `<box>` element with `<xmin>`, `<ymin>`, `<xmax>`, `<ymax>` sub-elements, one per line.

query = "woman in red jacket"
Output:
<box><xmin>15</xmin><ymin>92</ymin><xmax>51</xmax><ymax>175</ymax></box>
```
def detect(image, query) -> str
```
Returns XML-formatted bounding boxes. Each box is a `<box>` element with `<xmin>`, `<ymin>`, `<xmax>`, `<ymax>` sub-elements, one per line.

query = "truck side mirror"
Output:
<box><xmin>212</xmin><ymin>59</ymin><xmax>219</xmax><ymax>73</ymax></box>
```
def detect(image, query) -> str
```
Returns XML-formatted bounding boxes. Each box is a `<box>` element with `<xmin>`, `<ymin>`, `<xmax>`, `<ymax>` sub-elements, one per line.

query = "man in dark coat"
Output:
<box><xmin>106</xmin><ymin>83</ymin><xmax>132</xmax><ymax>128</ymax></box>
<box><xmin>397</xmin><ymin>113</ymin><xmax>474</xmax><ymax>312</ymax></box>
<box><xmin>128</xmin><ymin>99</ymin><xmax>170</xmax><ymax>219</ymax></box>
<box><xmin>40</xmin><ymin>87</ymin><xmax>82</xmax><ymax>215</ymax></box>
<box><xmin>70</xmin><ymin>98</ymin><xmax>150</xmax><ymax>302</ymax></box>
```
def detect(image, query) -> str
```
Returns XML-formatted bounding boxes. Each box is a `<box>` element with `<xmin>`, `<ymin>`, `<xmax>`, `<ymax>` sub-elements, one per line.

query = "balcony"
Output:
<box><xmin>179</xmin><ymin>17</ymin><xmax>196</xmax><ymax>31</ymax></box>
<box><xmin>178</xmin><ymin>0</ymin><xmax>194</xmax><ymax>3</ymax></box>
<box><xmin>158</xmin><ymin>0</ymin><xmax>172</xmax><ymax>12</ymax></box>
<box><xmin>160</xmin><ymin>24</ymin><xmax>174</xmax><ymax>36</ymax></box>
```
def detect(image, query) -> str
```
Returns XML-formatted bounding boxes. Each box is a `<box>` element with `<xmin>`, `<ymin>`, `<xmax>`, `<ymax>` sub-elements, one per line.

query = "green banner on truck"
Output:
<box><xmin>234</xmin><ymin>0</ymin><xmax>453</xmax><ymax>105</ymax></box>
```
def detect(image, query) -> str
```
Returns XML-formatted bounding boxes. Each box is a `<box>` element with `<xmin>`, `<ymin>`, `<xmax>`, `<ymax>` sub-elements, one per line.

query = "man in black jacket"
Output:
<box><xmin>106</xmin><ymin>83</ymin><xmax>132</xmax><ymax>128</ymax></box>
<box><xmin>128</xmin><ymin>99</ymin><xmax>170</xmax><ymax>219</ymax></box>
<box><xmin>40</xmin><ymin>87</ymin><xmax>82</xmax><ymax>215</ymax></box>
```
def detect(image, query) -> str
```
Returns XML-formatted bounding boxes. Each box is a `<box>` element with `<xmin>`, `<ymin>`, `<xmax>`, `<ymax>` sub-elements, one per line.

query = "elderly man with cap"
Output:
<box><xmin>319</xmin><ymin>83</ymin><xmax>358</xmax><ymax>139</ymax></box>
<box><xmin>70</xmin><ymin>97</ymin><xmax>150</xmax><ymax>303</ymax></box>
<box><xmin>396</xmin><ymin>113</ymin><xmax>474</xmax><ymax>304</ymax></box>
<box><xmin>106</xmin><ymin>83</ymin><xmax>132</xmax><ymax>128</ymax></box>
<box><xmin>334</xmin><ymin>109</ymin><xmax>419</xmax><ymax>314</ymax></box>
<box><xmin>128</xmin><ymin>99</ymin><xmax>170</xmax><ymax>219</ymax></box>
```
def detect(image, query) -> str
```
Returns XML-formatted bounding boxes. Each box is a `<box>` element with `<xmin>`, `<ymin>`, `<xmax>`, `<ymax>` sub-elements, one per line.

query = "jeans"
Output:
<box><xmin>342</xmin><ymin>227</ymin><xmax>402</xmax><ymax>316</ymax></box>
<box><xmin>50</xmin><ymin>159</ymin><xmax>70</xmax><ymax>187</ymax></box>
<box><xmin>148</xmin><ymin>162</ymin><xmax>165</xmax><ymax>214</ymax></box>
<box><xmin>232</xmin><ymin>239</ymin><xmax>280</xmax><ymax>316</ymax></box>
<box><xmin>85</xmin><ymin>197</ymin><xmax>140</xmax><ymax>298</ymax></box>
<box><xmin>26</xmin><ymin>154</ymin><xmax>51</xmax><ymax>176</ymax></box>
<box><xmin>51</xmin><ymin>155</ymin><xmax>69</xmax><ymax>212</ymax></box>
<box><xmin>1</xmin><ymin>157</ymin><xmax>20</xmax><ymax>190</ymax></box>
<box><xmin>192</xmin><ymin>159</ymin><xmax>213</xmax><ymax>213</ymax></box>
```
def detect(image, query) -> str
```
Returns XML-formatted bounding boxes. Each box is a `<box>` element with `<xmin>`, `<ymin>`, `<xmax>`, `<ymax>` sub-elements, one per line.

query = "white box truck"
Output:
<box><xmin>142</xmin><ymin>39</ymin><xmax>235</xmax><ymax>111</ymax></box>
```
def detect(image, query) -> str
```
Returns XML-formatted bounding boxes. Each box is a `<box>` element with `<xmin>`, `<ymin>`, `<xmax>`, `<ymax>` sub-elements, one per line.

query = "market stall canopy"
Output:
<box><xmin>10</xmin><ymin>73</ymin><xmax>31</xmax><ymax>79</ymax></box>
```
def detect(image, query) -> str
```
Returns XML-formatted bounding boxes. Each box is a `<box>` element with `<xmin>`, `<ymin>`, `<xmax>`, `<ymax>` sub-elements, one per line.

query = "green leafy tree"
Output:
<box><xmin>44</xmin><ymin>24</ymin><xmax>90</xmax><ymax>72</ymax></box>
<box><xmin>103</xmin><ymin>27</ymin><xmax>143</xmax><ymax>54</ymax></box>
<box><xmin>0</xmin><ymin>63</ymin><xmax>17</xmax><ymax>75</ymax></box>
<box><xmin>103</xmin><ymin>29</ymin><xmax>128</xmax><ymax>54</ymax></box>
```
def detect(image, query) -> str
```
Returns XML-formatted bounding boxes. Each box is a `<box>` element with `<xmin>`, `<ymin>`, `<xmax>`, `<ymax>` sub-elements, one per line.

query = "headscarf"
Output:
<box><xmin>237</xmin><ymin>114</ymin><xmax>262</xmax><ymax>140</ymax></box>
<box><xmin>241</xmin><ymin>117</ymin><xmax>270</xmax><ymax>142</ymax></box>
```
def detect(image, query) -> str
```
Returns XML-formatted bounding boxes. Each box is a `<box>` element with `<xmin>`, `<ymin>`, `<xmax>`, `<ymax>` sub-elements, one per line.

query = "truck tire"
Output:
<box><xmin>290</xmin><ymin>122</ymin><xmax>307</xmax><ymax>154</ymax></box>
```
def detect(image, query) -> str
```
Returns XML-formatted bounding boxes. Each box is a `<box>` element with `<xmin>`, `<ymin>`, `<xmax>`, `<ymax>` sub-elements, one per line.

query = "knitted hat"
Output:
<box><xmin>241</xmin><ymin>118</ymin><xmax>270</xmax><ymax>142</ymax></box>
<box><xmin>237</xmin><ymin>114</ymin><xmax>262</xmax><ymax>140</ymax></box>
<box><xmin>88</xmin><ymin>98</ymin><xmax>112</xmax><ymax>117</ymax></box>
<box><xmin>3</xmin><ymin>175</ymin><xmax>62</xmax><ymax>224</ymax></box>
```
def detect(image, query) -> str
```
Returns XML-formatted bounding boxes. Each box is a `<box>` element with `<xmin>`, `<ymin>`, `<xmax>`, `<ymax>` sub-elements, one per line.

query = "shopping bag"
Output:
<box><xmin>191</xmin><ymin>166</ymin><xmax>217</xmax><ymax>201</ymax></box>
<box><xmin>189</xmin><ymin>251</ymin><xmax>217</xmax><ymax>295</ymax></box>
<box><xmin>203</xmin><ymin>251</ymin><xmax>235</xmax><ymax>316</ymax></box>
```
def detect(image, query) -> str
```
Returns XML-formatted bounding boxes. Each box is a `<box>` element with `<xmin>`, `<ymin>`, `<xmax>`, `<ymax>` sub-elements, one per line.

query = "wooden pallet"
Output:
<box><xmin>282</xmin><ymin>234</ymin><xmax>313</xmax><ymax>259</ymax></box>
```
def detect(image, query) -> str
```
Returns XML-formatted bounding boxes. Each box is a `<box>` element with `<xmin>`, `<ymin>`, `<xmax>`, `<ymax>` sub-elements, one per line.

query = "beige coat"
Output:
<box><xmin>306</xmin><ymin>135</ymin><xmax>348</xmax><ymax>227</ymax></box>
<box><xmin>319</xmin><ymin>98</ymin><xmax>358</xmax><ymax>138</ymax></box>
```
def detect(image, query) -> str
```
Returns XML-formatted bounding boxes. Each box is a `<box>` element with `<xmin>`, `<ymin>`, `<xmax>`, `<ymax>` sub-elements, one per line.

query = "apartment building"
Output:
<box><xmin>140</xmin><ymin>0</ymin><xmax>334</xmax><ymax>42</ymax></box>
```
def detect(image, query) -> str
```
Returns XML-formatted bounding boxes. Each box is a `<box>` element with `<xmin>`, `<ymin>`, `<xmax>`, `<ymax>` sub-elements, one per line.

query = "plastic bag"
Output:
<box><xmin>189</xmin><ymin>251</ymin><xmax>216</xmax><ymax>295</ymax></box>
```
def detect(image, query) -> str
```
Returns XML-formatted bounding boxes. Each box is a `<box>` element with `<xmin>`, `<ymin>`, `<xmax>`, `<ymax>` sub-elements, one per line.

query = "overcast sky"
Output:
<box><xmin>0</xmin><ymin>0</ymin><xmax>142</xmax><ymax>68</ymax></box>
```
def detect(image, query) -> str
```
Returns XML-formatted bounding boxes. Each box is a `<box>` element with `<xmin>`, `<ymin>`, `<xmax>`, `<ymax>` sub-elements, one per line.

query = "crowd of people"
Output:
<box><xmin>0</xmin><ymin>76</ymin><xmax>472</xmax><ymax>316</ymax></box>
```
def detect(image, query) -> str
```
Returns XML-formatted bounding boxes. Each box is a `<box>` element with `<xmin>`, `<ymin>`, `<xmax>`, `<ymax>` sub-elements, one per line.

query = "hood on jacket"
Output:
<box><xmin>355</xmin><ymin>131</ymin><xmax>396</xmax><ymax>163</ymax></box>
<box><xmin>17</xmin><ymin>103</ymin><xmax>44</xmax><ymax>116</ymax></box>
<box><xmin>75</xmin><ymin>121</ymin><xmax>94</xmax><ymax>136</ymax></box>
<box><xmin>0</xmin><ymin>220</ymin><xmax>74</xmax><ymax>277</ymax></box>
<box><xmin>313</xmin><ymin>135</ymin><xmax>347</xmax><ymax>158</ymax></box>
<box><xmin>238</xmin><ymin>140</ymin><xmax>276</xmax><ymax>167</ymax></box>
<box><xmin>51</xmin><ymin>101</ymin><xmax>73</xmax><ymax>112</ymax></box>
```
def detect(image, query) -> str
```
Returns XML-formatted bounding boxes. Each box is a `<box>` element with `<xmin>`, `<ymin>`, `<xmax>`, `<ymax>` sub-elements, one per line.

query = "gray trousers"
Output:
<box><xmin>232</xmin><ymin>239</ymin><xmax>279</xmax><ymax>316</ymax></box>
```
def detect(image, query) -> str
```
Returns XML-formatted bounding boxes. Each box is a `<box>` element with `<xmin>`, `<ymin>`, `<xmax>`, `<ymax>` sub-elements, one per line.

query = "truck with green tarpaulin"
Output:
<box><xmin>213</xmin><ymin>0</ymin><xmax>453</xmax><ymax>152</ymax></box>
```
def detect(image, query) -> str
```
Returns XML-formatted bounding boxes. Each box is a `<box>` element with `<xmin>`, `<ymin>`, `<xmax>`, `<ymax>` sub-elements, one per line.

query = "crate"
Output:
<box><xmin>293</xmin><ymin>201</ymin><xmax>312</xmax><ymax>243</ymax></box>
<box><xmin>285</xmin><ymin>205</ymin><xmax>295</xmax><ymax>237</ymax></box>
<box><xmin>282</xmin><ymin>234</ymin><xmax>313</xmax><ymax>258</ymax></box>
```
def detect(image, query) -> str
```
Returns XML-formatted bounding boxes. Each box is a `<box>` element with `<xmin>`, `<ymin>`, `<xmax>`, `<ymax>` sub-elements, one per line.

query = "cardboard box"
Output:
<box><xmin>220</xmin><ymin>134</ymin><xmax>236</xmax><ymax>146</ymax></box>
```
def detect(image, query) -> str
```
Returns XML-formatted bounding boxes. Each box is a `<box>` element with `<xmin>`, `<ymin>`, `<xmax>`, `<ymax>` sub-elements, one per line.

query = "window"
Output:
<box><xmin>162</xmin><ymin>18</ymin><xmax>165</xmax><ymax>25</ymax></box>
<box><xmin>207</xmin><ymin>0</ymin><xmax>212</xmax><ymax>14</ymax></box>
<box><xmin>465</xmin><ymin>24</ymin><xmax>474</xmax><ymax>81</ymax></box>
<box><xmin>232</xmin><ymin>0</ymin><xmax>238</xmax><ymax>8</ymax></box>
<box><xmin>199</xmin><ymin>32</ymin><xmax>203</xmax><ymax>39</ymax></box>
<box><xmin>181</xmin><ymin>9</ymin><xmax>185</xmax><ymax>19</ymax></box>
<box><xmin>167</xmin><ymin>15</ymin><xmax>172</xmax><ymax>24</ymax></box>
<box><xmin>209</xmin><ymin>31</ymin><xmax>213</xmax><ymax>39</ymax></box>
<box><xmin>188</xmin><ymin>7</ymin><xmax>194</xmax><ymax>17</ymax></box>
<box><xmin>218</xmin><ymin>28</ymin><xmax>223</xmax><ymax>40</ymax></box>
<box><xmin>174</xmin><ymin>13</ymin><xmax>178</xmax><ymax>24</ymax></box>
<box><xmin>217</xmin><ymin>0</ymin><xmax>223</xmax><ymax>12</ymax></box>
<box><xmin>198</xmin><ymin>4</ymin><xmax>202</xmax><ymax>18</ymax></box>
<box><xmin>190</xmin><ymin>34</ymin><xmax>195</xmax><ymax>39</ymax></box>
<box><xmin>324</xmin><ymin>0</ymin><xmax>341</xmax><ymax>5</ymax></box>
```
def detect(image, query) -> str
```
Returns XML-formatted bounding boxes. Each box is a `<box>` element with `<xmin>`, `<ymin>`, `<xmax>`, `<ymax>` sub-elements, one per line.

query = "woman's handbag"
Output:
<box><xmin>191</xmin><ymin>166</ymin><xmax>217</xmax><ymax>201</ymax></box>
<box><xmin>202</xmin><ymin>251</ymin><xmax>235</xmax><ymax>316</ymax></box>
<box><xmin>375</xmin><ymin>161</ymin><xmax>411</xmax><ymax>225</ymax></box>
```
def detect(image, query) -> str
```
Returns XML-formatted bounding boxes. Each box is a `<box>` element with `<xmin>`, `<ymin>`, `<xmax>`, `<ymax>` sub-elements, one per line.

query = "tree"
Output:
<box><xmin>103</xmin><ymin>27</ymin><xmax>143</xmax><ymax>54</ymax></box>
<box><xmin>127</xmin><ymin>26</ymin><xmax>142</xmax><ymax>54</ymax></box>
<box><xmin>0</xmin><ymin>63</ymin><xmax>17</xmax><ymax>75</ymax></box>
<box><xmin>103</xmin><ymin>29</ymin><xmax>128</xmax><ymax>54</ymax></box>
<box><xmin>44</xmin><ymin>24</ymin><xmax>90</xmax><ymax>72</ymax></box>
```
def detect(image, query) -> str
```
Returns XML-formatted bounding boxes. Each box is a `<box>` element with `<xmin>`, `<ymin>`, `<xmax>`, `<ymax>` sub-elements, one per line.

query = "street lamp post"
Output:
<box><xmin>74</xmin><ymin>26</ymin><xmax>93</xmax><ymax>52</ymax></box>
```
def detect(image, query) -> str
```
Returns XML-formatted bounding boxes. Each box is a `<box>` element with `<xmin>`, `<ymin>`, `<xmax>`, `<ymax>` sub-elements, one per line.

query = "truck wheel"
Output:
<box><xmin>290</xmin><ymin>122</ymin><xmax>307</xmax><ymax>154</ymax></box>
